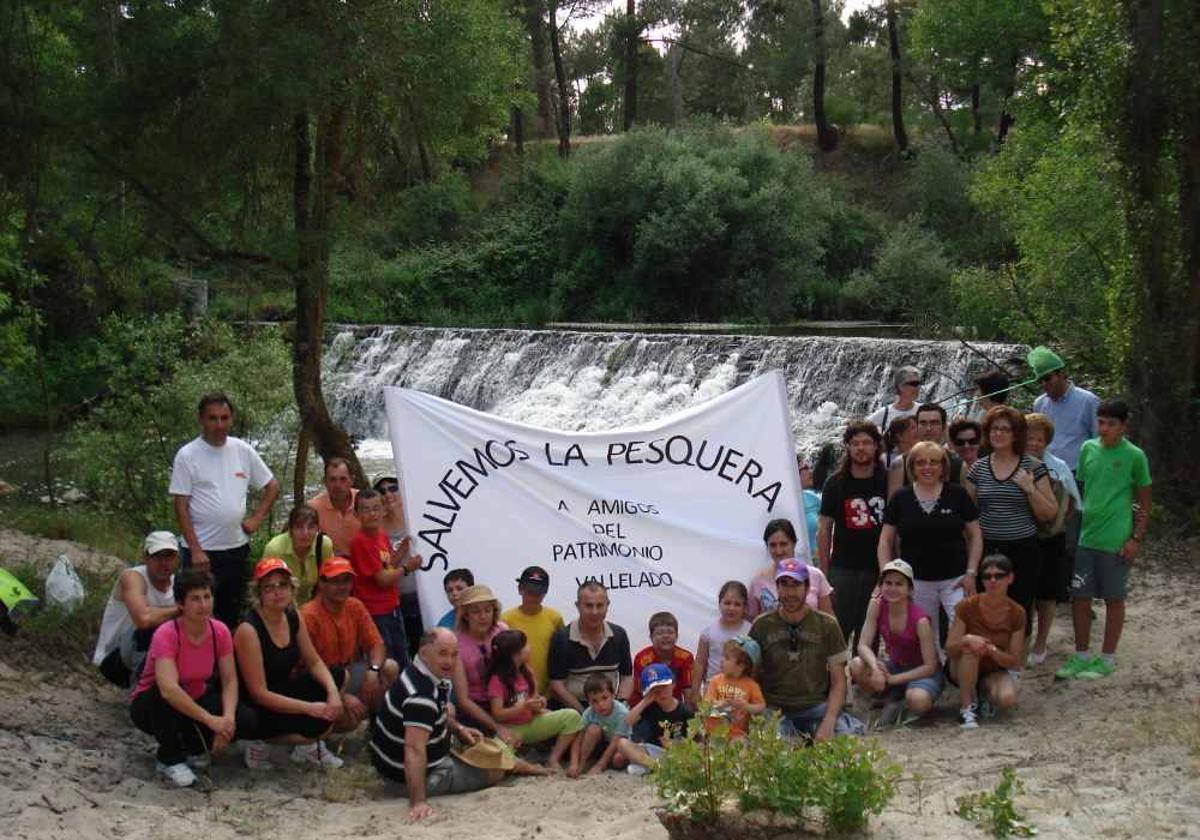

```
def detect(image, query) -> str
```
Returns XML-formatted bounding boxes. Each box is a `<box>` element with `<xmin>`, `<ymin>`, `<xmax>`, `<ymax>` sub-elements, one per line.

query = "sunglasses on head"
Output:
<box><xmin>954</xmin><ymin>437</ymin><xmax>979</xmax><ymax>446</ymax></box>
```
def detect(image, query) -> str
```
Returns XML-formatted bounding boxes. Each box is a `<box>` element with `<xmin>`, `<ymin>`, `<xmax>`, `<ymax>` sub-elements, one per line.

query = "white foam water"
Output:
<box><xmin>324</xmin><ymin>326</ymin><xmax>1027</xmax><ymax>471</ymax></box>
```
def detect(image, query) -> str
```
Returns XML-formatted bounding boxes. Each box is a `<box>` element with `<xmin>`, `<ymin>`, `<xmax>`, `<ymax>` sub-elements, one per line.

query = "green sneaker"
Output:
<box><xmin>1076</xmin><ymin>656</ymin><xmax>1115</xmax><ymax>680</ymax></box>
<box><xmin>1054</xmin><ymin>652</ymin><xmax>1092</xmax><ymax>680</ymax></box>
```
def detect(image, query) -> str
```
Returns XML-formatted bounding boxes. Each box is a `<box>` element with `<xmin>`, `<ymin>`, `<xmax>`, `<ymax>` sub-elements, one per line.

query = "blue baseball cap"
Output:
<box><xmin>774</xmin><ymin>558</ymin><xmax>810</xmax><ymax>584</ymax></box>
<box><xmin>640</xmin><ymin>662</ymin><xmax>675</xmax><ymax>693</ymax></box>
<box><xmin>730</xmin><ymin>635</ymin><xmax>762</xmax><ymax>667</ymax></box>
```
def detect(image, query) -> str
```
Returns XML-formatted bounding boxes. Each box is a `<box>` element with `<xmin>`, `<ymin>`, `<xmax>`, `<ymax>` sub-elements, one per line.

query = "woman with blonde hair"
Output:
<box><xmin>452</xmin><ymin>584</ymin><xmax>516</xmax><ymax>743</ymax></box>
<box><xmin>879</xmin><ymin>441</ymin><xmax>983</xmax><ymax>654</ymax></box>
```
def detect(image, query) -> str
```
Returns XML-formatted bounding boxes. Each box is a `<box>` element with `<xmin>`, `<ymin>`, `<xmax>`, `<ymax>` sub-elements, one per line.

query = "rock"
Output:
<box><xmin>0</xmin><ymin>480</ymin><xmax>18</xmax><ymax>496</ymax></box>
<box><xmin>59</xmin><ymin>488</ymin><xmax>87</xmax><ymax>504</ymax></box>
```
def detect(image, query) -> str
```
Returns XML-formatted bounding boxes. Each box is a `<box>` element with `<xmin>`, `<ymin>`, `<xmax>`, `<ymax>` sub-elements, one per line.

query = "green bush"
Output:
<box><xmin>840</xmin><ymin>216</ymin><xmax>954</xmax><ymax>324</ymax></box>
<box><xmin>654</xmin><ymin>708</ymin><xmax>900</xmax><ymax>832</ymax></box>
<box><xmin>555</xmin><ymin>125</ymin><xmax>831</xmax><ymax>323</ymax></box>
<box><xmin>956</xmin><ymin>767</ymin><xmax>1037</xmax><ymax>838</ymax></box>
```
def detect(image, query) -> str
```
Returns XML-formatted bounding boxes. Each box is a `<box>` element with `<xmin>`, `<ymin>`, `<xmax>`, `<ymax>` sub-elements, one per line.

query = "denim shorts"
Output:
<box><xmin>886</xmin><ymin>660</ymin><xmax>944</xmax><ymax>701</ymax></box>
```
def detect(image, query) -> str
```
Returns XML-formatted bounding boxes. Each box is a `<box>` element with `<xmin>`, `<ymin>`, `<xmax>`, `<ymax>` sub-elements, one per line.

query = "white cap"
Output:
<box><xmin>144</xmin><ymin>531</ymin><xmax>179</xmax><ymax>555</ymax></box>
<box><xmin>879</xmin><ymin>558</ymin><xmax>914</xmax><ymax>584</ymax></box>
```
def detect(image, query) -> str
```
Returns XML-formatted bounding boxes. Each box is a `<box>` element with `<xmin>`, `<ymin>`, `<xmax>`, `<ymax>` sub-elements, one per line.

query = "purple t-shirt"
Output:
<box><xmin>131</xmin><ymin>619</ymin><xmax>233</xmax><ymax>700</ymax></box>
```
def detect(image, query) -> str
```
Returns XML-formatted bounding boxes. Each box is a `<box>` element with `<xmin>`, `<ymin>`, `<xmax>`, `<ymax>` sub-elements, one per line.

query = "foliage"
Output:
<box><xmin>840</xmin><ymin>217</ymin><xmax>954</xmax><ymax>325</ymax></box>
<box><xmin>555</xmin><ymin>125</ymin><xmax>831</xmax><ymax>322</ymax></box>
<box><xmin>955</xmin><ymin>767</ymin><xmax>1038</xmax><ymax>838</ymax></box>
<box><xmin>65</xmin><ymin>315</ymin><xmax>293</xmax><ymax>532</ymax></box>
<box><xmin>654</xmin><ymin>708</ymin><xmax>900</xmax><ymax>832</ymax></box>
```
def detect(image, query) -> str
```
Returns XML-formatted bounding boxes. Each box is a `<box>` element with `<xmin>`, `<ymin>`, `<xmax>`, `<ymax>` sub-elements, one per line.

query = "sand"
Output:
<box><xmin>1</xmin><ymin>529</ymin><xmax>1198</xmax><ymax>839</ymax></box>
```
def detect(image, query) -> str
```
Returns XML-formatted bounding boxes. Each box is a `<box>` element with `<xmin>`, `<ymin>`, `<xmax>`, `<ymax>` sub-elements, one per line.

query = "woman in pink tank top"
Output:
<box><xmin>849</xmin><ymin>559</ymin><xmax>943</xmax><ymax>725</ymax></box>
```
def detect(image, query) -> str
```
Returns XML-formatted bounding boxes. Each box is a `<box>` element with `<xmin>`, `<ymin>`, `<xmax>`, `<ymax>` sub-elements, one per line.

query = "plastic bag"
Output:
<box><xmin>44</xmin><ymin>554</ymin><xmax>85</xmax><ymax>612</ymax></box>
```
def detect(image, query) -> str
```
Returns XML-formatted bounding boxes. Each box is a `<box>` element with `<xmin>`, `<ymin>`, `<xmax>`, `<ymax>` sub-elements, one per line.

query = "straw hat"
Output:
<box><xmin>457</xmin><ymin>584</ymin><xmax>500</xmax><ymax>610</ymax></box>
<box><xmin>452</xmin><ymin>738</ymin><xmax>514</xmax><ymax>771</ymax></box>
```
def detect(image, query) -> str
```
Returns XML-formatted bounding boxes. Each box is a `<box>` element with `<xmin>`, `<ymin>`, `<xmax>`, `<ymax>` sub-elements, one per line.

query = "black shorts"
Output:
<box><xmin>1035</xmin><ymin>533</ymin><xmax>1069</xmax><ymax>602</ymax></box>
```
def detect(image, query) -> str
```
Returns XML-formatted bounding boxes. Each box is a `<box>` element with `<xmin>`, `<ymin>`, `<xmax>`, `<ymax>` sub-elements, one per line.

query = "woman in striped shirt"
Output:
<box><xmin>964</xmin><ymin>407</ymin><xmax>1058</xmax><ymax>632</ymax></box>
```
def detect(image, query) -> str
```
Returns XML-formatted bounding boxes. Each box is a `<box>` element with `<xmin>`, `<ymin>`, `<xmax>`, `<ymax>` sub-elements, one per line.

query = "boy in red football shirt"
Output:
<box><xmin>629</xmin><ymin>611</ymin><xmax>694</xmax><ymax>711</ymax></box>
<box><xmin>349</xmin><ymin>489</ymin><xmax>420</xmax><ymax>667</ymax></box>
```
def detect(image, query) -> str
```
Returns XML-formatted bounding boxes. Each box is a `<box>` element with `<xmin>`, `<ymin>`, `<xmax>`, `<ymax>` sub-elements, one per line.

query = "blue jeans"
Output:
<box><xmin>775</xmin><ymin>703</ymin><xmax>865</xmax><ymax>738</ymax></box>
<box><xmin>372</xmin><ymin>609</ymin><xmax>411</xmax><ymax>670</ymax></box>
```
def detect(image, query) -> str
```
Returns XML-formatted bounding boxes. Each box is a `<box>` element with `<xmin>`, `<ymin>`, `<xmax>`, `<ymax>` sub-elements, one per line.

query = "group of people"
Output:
<box><xmin>90</xmin><ymin>345</ymin><xmax>1152</xmax><ymax>820</ymax></box>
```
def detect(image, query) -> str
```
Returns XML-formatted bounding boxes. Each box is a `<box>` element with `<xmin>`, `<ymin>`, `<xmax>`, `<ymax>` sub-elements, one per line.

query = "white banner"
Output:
<box><xmin>386</xmin><ymin>371</ymin><xmax>806</xmax><ymax>648</ymax></box>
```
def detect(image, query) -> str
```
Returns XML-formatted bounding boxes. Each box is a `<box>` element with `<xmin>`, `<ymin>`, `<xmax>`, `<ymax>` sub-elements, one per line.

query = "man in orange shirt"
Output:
<box><xmin>300</xmin><ymin>558</ymin><xmax>399</xmax><ymax>732</ymax></box>
<box><xmin>308</xmin><ymin>458</ymin><xmax>360</xmax><ymax>554</ymax></box>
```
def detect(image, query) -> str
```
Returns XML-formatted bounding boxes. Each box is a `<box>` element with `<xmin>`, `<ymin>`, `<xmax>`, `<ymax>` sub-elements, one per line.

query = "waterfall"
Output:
<box><xmin>324</xmin><ymin>326</ymin><xmax>1027</xmax><ymax>463</ymax></box>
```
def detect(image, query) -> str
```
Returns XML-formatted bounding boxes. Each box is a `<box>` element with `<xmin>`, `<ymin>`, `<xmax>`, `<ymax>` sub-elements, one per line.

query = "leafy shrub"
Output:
<box><xmin>839</xmin><ymin>216</ymin><xmax>954</xmax><ymax>324</ymax></box>
<box><xmin>955</xmin><ymin>767</ymin><xmax>1037</xmax><ymax>838</ymax></box>
<box><xmin>654</xmin><ymin>708</ymin><xmax>900</xmax><ymax>832</ymax></box>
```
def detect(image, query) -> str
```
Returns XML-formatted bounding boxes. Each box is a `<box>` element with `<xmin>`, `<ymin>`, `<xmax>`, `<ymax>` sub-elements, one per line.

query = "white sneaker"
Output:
<box><xmin>1027</xmin><ymin>650</ymin><xmax>1047</xmax><ymax>667</ymax></box>
<box><xmin>156</xmin><ymin>760</ymin><xmax>197</xmax><ymax>787</ymax></box>
<box><xmin>185</xmin><ymin>752</ymin><xmax>210</xmax><ymax>770</ymax></box>
<box><xmin>243</xmin><ymin>740</ymin><xmax>272</xmax><ymax>770</ymax></box>
<box><xmin>291</xmin><ymin>741</ymin><xmax>344</xmax><ymax>769</ymax></box>
<box><xmin>959</xmin><ymin>705</ymin><xmax>979</xmax><ymax>730</ymax></box>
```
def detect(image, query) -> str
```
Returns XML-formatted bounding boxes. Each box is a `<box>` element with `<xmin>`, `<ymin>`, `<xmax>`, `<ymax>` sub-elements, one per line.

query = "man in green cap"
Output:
<box><xmin>1028</xmin><ymin>346</ymin><xmax>1099</xmax><ymax>472</ymax></box>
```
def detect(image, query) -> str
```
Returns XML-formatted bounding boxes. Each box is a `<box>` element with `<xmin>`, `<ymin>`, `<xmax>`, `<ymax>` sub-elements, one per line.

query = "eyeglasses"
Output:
<box><xmin>990</xmin><ymin>426</ymin><xmax>1013</xmax><ymax>434</ymax></box>
<box><xmin>980</xmin><ymin>572</ymin><xmax>1009</xmax><ymax>581</ymax></box>
<box><xmin>953</xmin><ymin>437</ymin><xmax>979</xmax><ymax>446</ymax></box>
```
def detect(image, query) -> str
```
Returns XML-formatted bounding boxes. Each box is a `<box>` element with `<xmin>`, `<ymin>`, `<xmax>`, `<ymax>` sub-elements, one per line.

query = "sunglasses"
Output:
<box><xmin>902</xmin><ymin>380</ymin><xmax>921</xmax><ymax>387</ymax></box>
<box><xmin>980</xmin><ymin>572</ymin><xmax>1009</xmax><ymax>581</ymax></box>
<box><xmin>380</xmin><ymin>484</ymin><xmax>400</xmax><ymax>494</ymax></box>
<box><xmin>953</xmin><ymin>437</ymin><xmax>979</xmax><ymax>446</ymax></box>
<box><xmin>787</xmin><ymin>623</ymin><xmax>801</xmax><ymax>652</ymax></box>
<box><xmin>1038</xmin><ymin>373</ymin><xmax>1055</xmax><ymax>383</ymax></box>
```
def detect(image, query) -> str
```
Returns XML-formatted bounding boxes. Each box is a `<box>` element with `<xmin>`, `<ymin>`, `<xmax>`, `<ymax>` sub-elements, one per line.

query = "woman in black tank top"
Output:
<box><xmin>233</xmin><ymin>558</ymin><xmax>345</xmax><ymax>769</ymax></box>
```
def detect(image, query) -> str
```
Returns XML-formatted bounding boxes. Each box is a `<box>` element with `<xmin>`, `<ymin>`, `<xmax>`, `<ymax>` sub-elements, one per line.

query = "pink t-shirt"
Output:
<box><xmin>746</xmin><ymin>564</ymin><xmax>834</xmax><ymax>618</ymax></box>
<box><xmin>457</xmin><ymin>623</ymin><xmax>508</xmax><ymax>704</ymax></box>
<box><xmin>130</xmin><ymin>619</ymin><xmax>233</xmax><ymax>700</ymax></box>
<box><xmin>486</xmin><ymin>672</ymin><xmax>533</xmax><ymax>726</ymax></box>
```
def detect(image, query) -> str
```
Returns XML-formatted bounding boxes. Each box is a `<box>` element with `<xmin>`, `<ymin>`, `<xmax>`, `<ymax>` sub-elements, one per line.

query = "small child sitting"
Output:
<box><xmin>573</xmin><ymin>674</ymin><xmax>653</xmax><ymax>776</ymax></box>
<box><xmin>628</xmin><ymin>662</ymin><xmax>694</xmax><ymax>751</ymax></box>
<box><xmin>703</xmin><ymin>636</ymin><xmax>766</xmax><ymax>740</ymax></box>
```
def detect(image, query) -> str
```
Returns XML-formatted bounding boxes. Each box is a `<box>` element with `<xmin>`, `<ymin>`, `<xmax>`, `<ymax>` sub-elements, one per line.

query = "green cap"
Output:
<box><xmin>1026</xmin><ymin>346</ymin><xmax>1065</xmax><ymax>379</ymax></box>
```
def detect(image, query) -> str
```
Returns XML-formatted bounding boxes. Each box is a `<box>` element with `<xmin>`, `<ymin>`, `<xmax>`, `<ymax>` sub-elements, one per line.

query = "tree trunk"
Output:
<box><xmin>291</xmin><ymin>109</ymin><xmax>366</xmax><ymax>489</ymax></box>
<box><xmin>995</xmin><ymin>52</ymin><xmax>1018</xmax><ymax>146</ymax></box>
<box><xmin>971</xmin><ymin>83</ymin><xmax>982</xmax><ymax>136</ymax></box>
<box><xmin>623</xmin><ymin>0</ymin><xmax>638</xmax><ymax>131</ymax></box>
<box><xmin>293</xmin><ymin>425</ymin><xmax>309</xmax><ymax>509</ymax></box>
<box><xmin>668</xmin><ymin>45</ymin><xmax>685</xmax><ymax>127</ymax></box>
<box><xmin>810</xmin><ymin>0</ymin><xmax>837</xmax><ymax>151</ymax></box>
<box><xmin>548</xmin><ymin>1</ymin><xmax>571</xmax><ymax>156</ymax></box>
<box><xmin>1118</xmin><ymin>0</ymin><xmax>1200</xmax><ymax>506</ymax></box>
<box><xmin>523</xmin><ymin>0</ymin><xmax>553</xmax><ymax>138</ymax></box>
<box><xmin>512</xmin><ymin>105</ymin><xmax>525</xmax><ymax>154</ymax></box>
<box><xmin>886</xmin><ymin>0</ymin><xmax>908</xmax><ymax>153</ymax></box>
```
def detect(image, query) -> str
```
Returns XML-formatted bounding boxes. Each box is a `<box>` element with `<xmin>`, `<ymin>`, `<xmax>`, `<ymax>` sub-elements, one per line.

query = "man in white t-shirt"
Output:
<box><xmin>170</xmin><ymin>392</ymin><xmax>279</xmax><ymax>627</ymax></box>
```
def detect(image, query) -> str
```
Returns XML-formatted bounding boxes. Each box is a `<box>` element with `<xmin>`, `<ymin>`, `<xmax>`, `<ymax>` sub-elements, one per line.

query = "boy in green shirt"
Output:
<box><xmin>1056</xmin><ymin>399</ymin><xmax>1152</xmax><ymax>681</ymax></box>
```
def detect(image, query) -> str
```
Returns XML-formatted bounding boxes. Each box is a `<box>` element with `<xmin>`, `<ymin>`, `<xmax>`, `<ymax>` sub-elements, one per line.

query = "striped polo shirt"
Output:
<box><xmin>370</xmin><ymin>656</ymin><xmax>451</xmax><ymax>781</ymax></box>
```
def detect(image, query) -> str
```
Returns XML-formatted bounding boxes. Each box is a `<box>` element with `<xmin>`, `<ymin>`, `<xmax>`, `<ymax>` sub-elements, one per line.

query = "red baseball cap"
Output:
<box><xmin>253</xmin><ymin>557</ymin><xmax>291</xmax><ymax>581</ymax></box>
<box><xmin>318</xmin><ymin>557</ymin><xmax>356</xmax><ymax>579</ymax></box>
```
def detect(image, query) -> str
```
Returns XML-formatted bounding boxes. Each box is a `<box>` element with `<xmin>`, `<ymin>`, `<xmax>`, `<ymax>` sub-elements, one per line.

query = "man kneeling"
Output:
<box><xmin>301</xmin><ymin>557</ymin><xmax>399</xmax><ymax>731</ymax></box>
<box><xmin>370</xmin><ymin>628</ymin><xmax>503</xmax><ymax>821</ymax></box>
